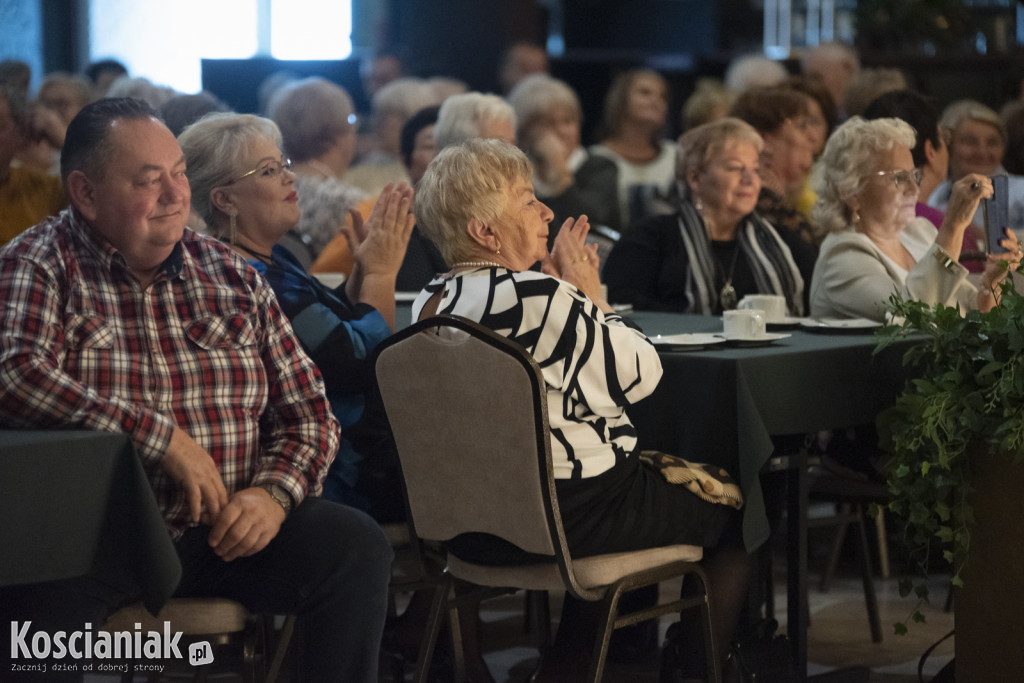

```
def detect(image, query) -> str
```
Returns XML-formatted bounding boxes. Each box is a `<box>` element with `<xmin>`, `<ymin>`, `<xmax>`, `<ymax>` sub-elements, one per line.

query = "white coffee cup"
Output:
<box><xmin>738</xmin><ymin>294</ymin><xmax>786</xmax><ymax>323</ymax></box>
<box><xmin>723</xmin><ymin>309</ymin><xmax>767</xmax><ymax>340</ymax></box>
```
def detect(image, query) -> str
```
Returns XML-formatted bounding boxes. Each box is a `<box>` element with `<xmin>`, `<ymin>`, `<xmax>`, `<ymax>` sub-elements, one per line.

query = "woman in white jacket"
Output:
<box><xmin>809</xmin><ymin>116</ymin><xmax>1020</xmax><ymax>321</ymax></box>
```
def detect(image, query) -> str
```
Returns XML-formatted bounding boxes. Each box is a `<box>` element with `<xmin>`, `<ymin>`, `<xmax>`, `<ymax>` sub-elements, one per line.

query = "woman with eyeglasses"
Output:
<box><xmin>178</xmin><ymin>112</ymin><xmax>414</xmax><ymax>523</ymax></box>
<box><xmin>810</xmin><ymin>116</ymin><xmax>1020</xmax><ymax>321</ymax></box>
<box><xmin>604</xmin><ymin>117</ymin><xmax>807</xmax><ymax>315</ymax></box>
<box><xmin>862</xmin><ymin>89</ymin><xmax>984</xmax><ymax>274</ymax></box>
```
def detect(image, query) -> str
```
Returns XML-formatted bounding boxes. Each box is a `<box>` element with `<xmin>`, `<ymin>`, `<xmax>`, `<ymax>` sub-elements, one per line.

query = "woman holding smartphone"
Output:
<box><xmin>810</xmin><ymin>116</ymin><xmax>1021</xmax><ymax>321</ymax></box>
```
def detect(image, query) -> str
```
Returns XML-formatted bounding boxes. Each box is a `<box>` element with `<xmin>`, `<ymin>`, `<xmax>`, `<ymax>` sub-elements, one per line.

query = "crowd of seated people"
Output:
<box><xmin>7</xmin><ymin>39</ymin><xmax>1024</xmax><ymax>682</ymax></box>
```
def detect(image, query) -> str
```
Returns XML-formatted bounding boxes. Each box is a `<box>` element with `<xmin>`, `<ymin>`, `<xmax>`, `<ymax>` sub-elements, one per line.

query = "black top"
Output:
<box><xmin>395</xmin><ymin>225</ymin><xmax>447</xmax><ymax>292</ymax></box>
<box><xmin>604</xmin><ymin>208</ymin><xmax>817</xmax><ymax>313</ymax></box>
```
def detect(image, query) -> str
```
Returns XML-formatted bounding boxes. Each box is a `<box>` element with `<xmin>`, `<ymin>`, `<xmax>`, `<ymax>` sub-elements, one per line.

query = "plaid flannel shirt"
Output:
<box><xmin>0</xmin><ymin>209</ymin><xmax>339</xmax><ymax>538</ymax></box>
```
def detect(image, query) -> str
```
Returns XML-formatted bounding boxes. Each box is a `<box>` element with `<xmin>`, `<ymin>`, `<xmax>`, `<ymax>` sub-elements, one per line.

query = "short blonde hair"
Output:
<box><xmin>676</xmin><ymin>117</ymin><xmax>763</xmax><ymax>191</ymax></box>
<box><xmin>811</xmin><ymin>116</ymin><xmax>915</xmax><ymax>234</ymax></box>
<box><xmin>178</xmin><ymin>112</ymin><xmax>282</xmax><ymax>233</ymax></box>
<box><xmin>415</xmin><ymin>138</ymin><xmax>532</xmax><ymax>265</ymax></box>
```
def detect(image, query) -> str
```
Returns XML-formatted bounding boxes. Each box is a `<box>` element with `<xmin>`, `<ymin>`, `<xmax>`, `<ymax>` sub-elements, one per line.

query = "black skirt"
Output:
<box><xmin>447</xmin><ymin>453</ymin><xmax>735</xmax><ymax>566</ymax></box>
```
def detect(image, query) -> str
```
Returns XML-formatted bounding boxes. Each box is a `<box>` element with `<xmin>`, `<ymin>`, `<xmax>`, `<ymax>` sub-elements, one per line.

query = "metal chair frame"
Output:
<box><xmin>376</xmin><ymin>315</ymin><xmax>719</xmax><ymax>682</ymax></box>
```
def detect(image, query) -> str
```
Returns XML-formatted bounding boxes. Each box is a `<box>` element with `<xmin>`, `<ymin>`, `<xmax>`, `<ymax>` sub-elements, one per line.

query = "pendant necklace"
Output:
<box><xmin>714</xmin><ymin>243</ymin><xmax>740</xmax><ymax>311</ymax></box>
<box><xmin>235</xmin><ymin>243</ymin><xmax>275</xmax><ymax>263</ymax></box>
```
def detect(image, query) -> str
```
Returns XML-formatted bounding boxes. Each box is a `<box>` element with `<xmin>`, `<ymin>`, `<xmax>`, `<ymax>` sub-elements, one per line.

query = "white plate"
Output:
<box><xmin>718</xmin><ymin>332</ymin><xmax>792</xmax><ymax>347</ymax></box>
<box><xmin>799</xmin><ymin>317</ymin><xmax>882</xmax><ymax>332</ymax></box>
<box><xmin>651</xmin><ymin>333</ymin><xmax>728</xmax><ymax>350</ymax></box>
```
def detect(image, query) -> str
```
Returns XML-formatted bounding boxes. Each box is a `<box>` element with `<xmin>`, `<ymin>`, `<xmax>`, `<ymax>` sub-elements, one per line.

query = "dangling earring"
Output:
<box><xmin>494</xmin><ymin>240</ymin><xmax>502</xmax><ymax>256</ymax></box>
<box><xmin>851</xmin><ymin>209</ymin><xmax>860</xmax><ymax>225</ymax></box>
<box><xmin>694</xmin><ymin>196</ymin><xmax>704</xmax><ymax>212</ymax></box>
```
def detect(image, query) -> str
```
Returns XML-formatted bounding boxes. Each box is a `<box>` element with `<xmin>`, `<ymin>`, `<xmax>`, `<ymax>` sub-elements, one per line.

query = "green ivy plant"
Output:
<box><xmin>874</xmin><ymin>272</ymin><xmax>1024</xmax><ymax>634</ymax></box>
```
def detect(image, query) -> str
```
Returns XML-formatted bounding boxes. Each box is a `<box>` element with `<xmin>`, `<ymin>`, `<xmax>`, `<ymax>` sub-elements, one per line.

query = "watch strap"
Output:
<box><xmin>260</xmin><ymin>484</ymin><xmax>293</xmax><ymax>514</ymax></box>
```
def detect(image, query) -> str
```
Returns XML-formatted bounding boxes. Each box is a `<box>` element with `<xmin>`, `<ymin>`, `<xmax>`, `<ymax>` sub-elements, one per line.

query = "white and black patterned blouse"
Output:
<box><xmin>412</xmin><ymin>266</ymin><xmax>663</xmax><ymax>480</ymax></box>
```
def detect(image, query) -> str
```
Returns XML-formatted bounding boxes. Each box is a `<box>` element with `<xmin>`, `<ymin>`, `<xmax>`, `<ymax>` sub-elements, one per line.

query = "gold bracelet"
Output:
<box><xmin>932</xmin><ymin>247</ymin><xmax>957</xmax><ymax>272</ymax></box>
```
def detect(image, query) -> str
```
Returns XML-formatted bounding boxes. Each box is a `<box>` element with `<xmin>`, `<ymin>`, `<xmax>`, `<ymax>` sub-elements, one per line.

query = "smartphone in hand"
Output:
<box><xmin>984</xmin><ymin>174</ymin><xmax>1010</xmax><ymax>254</ymax></box>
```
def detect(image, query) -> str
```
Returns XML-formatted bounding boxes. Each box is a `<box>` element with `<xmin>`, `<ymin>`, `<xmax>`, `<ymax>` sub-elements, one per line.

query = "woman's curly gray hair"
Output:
<box><xmin>810</xmin><ymin>116</ymin><xmax>916</xmax><ymax>234</ymax></box>
<box><xmin>293</xmin><ymin>175</ymin><xmax>367</xmax><ymax>257</ymax></box>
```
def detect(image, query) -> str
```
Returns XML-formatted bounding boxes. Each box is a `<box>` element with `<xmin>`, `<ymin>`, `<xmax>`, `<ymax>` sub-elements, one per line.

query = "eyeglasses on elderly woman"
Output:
<box><xmin>227</xmin><ymin>157</ymin><xmax>293</xmax><ymax>185</ymax></box>
<box><xmin>867</xmin><ymin>168</ymin><xmax>922</xmax><ymax>190</ymax></box>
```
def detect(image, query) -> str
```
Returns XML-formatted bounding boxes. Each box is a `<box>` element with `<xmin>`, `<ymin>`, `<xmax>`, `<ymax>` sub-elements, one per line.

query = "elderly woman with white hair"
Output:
<box><xmin>432</xmin><ymin>91</ymin><xmax>516</xmax><ymax>150</ymax></box>
<box><xmin>507</xmin><ymin>73</ymin><xmax>618</xmax><ymax>238</ymax></box>
<box><xmin>810</xmin><ymin>116</ymin><xmax>1021</xmax><ymax>321</ymax></box>
<box><xmin>604</xmin><ymin>117</ymin><xmax>808</xmax><ymax>315</ymax></box>
<box><xmin>927</xmin><ymin>99</ymin><xmax>1024</xmax><ymax>235</ymax></box>
<box><xmin>413</xmin><ymin>138</ymin><xmax>753</xmax><ymax>681</ymax></box>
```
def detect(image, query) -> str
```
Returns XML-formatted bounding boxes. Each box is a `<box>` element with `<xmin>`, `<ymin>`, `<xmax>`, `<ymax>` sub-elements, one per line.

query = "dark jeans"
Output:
<box><xmin>1</xmin><ymin>497</ymin><xmax>393</xmax><ymax>683</ymax></box>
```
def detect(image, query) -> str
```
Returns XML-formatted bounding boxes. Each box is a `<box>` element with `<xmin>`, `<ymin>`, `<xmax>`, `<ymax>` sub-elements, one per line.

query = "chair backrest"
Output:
<box><xmin>375</xmin><ymin>316</ymin><xmax>567</xmax><ymax>560</ymax></box>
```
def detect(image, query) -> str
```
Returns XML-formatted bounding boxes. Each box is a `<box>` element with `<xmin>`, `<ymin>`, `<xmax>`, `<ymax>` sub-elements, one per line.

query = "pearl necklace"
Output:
<box><xmin>451</xmin><ymin>261</ymin><xmax>503</xmax><ymax>269</ymax></box>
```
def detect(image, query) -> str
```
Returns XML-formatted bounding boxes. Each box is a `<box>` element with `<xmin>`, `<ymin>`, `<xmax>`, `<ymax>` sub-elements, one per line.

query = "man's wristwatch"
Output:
<box><xmin>260</xmin><ymin>484</ymin><xmax>293</xmax><ymax>515</ymax></box>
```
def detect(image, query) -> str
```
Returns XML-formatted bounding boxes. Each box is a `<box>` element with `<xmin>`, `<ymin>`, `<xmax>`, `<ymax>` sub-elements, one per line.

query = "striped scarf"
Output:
<box><xmin>676</xmin><ymin>200</ymin><xmax>805</xmax><ymax>316</ymax></box>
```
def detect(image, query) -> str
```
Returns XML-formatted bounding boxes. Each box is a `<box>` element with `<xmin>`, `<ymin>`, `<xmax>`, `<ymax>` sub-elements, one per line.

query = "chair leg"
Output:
<box><xmin>241</xmin><ymin>615</ymin><xmax>265</xmax><ymax>683</ymax></box>
<box><xmin>874</xmin><ymin>507</ymin><xmax>890</xmax><ymax>579</ymax></box>
<box><xmin>696</xmin><ymin>571</ymin><xmax>720</xmax><ymax>683</ymax></box>
<box><xmin>447</xmin><ymin>582</ymin><xmax>467</xmax><ymax>683</ymax></box>
<box><xmin>524</xmin><ymin>590</ymin><xmax>551</xmax><ymax>647</ymax></box>
<box><xmin>819</xmin><ymin>505</ymin><xmax>851</xmax><ymax>593</ymax></box>
<box><xmin>412</xmin><ymin>580</ymin><xmax>450</xmax><ymax>683</ymax></box>
<box><xmin>266</xmin><ymin>615</ymin><xmax>297</xmax><ymax>683</ymax></box>
<box><xmin>854</xmin><ymin>508</ymin><xmax>882</xmax><ymax>643</ymax></box>
<box><xmin>587</xmin><ymin>588</ymin><xmax>624</xmax><ymax>683</ymax></box>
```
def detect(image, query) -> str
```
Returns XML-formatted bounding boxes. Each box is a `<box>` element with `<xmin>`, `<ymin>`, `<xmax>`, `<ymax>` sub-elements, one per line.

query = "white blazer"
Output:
<box><xmin>810</xmin><ymin>218</ymin><xmax>976</xmax><ymax>321</ymax></box>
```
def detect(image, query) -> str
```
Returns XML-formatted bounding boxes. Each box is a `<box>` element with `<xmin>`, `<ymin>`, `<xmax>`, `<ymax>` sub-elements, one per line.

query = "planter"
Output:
<box><xmin>955</xmin><ymin>444</ymin><xmax>1024</xmax><ymax>680</ymax></box>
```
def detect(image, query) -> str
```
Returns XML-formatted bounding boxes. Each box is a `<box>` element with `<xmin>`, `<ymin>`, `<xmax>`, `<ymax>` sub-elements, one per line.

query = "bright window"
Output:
<box><xmin>271</xmin><ymin>0</ymin><xmax>353</xmax><ymax>60</ymax></box>
<box><xmin>89</xmin><ymin>0</ymin><xmax>351</xmax><ymax>94</ymax></box>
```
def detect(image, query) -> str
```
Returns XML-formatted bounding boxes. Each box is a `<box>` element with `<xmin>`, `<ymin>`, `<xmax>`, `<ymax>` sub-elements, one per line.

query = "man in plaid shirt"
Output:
<box><xmin>0</xmin><ymin>98</ymin><xmax>392</xmax><ymax>683</ymax></box>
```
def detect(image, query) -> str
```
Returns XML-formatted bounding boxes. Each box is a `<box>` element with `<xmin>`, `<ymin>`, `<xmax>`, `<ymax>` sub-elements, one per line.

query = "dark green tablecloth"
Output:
<box><xmin>627</xmin><ymin>312</ymin><xmax>914</xmax><ymax>552</ymax></box>
<box><xmin>0</xmin><ymin>430</ymin><xmax>181</xmax><ymax>614</ymax></box>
